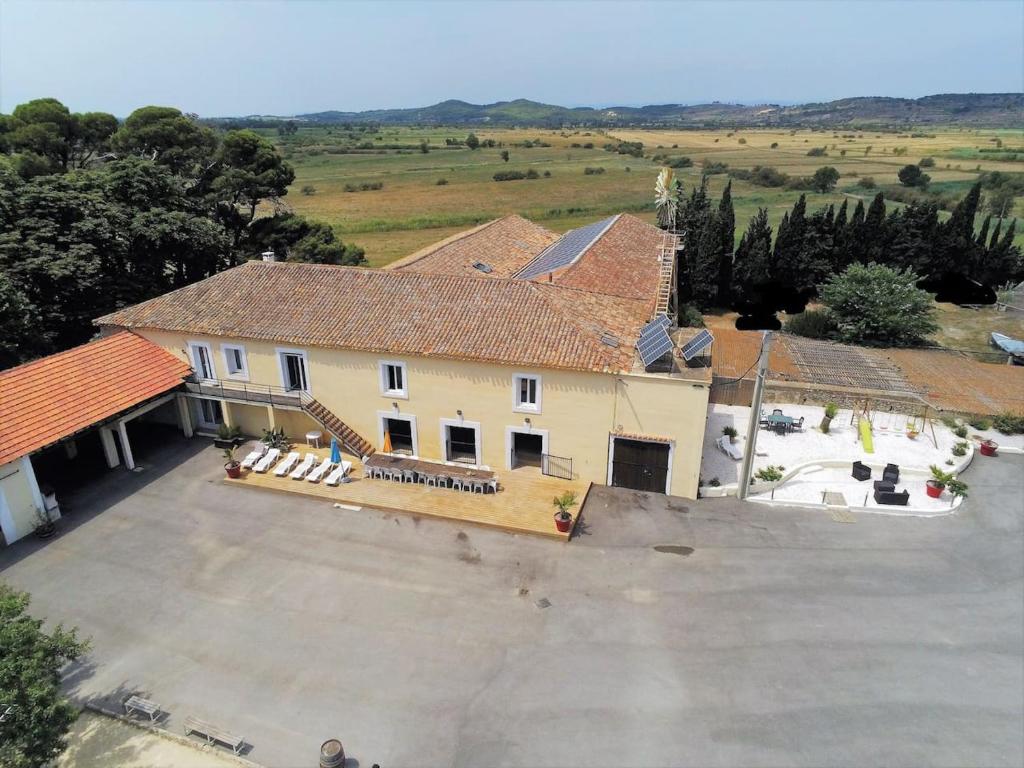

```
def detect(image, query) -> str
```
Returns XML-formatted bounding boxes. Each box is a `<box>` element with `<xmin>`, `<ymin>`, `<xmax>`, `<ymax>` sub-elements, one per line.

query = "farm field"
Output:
<box><xmin>274</xmin><ymin>126</ymin><xmax>1024</xmax><ymax>267</ymax></box>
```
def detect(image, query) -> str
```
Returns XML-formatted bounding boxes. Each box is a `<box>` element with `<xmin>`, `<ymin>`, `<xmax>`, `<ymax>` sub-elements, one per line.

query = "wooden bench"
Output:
<box><xmin>184</xmin><ymin>715</ymin><xmax>245</xmax><ymax>755</ymax></box>
<box><xmin>123</xmin><ymin>695</ymin><xmax>160</xmax><ymax>722</ymax></box>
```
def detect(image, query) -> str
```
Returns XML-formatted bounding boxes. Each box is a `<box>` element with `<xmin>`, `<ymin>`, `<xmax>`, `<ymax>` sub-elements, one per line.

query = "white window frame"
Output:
<box><xmin>512</xmin><ymin>373</ymin><xmax>542</xmax><ymax>414</ymax></box>
<box><xmin>439</xmin><ymin>417</ymin><xmax>482</xmax><ymax>467</ymax></box>
<box><xmin>378</xmin><ymin>360</ymin><xmax>409</xmax><ymax>399</ymax></box>
<box><xmin>187</xmin><ymin>340</ymin><xmax>216</xmax><ymax>381</ymax></box>
<box><xmin>377</xmin><ymin>411</ymin><xmax>419</xmax><ymax>457</ymax></box>
<box><xmin>504</xmin><ymin>425</ymin><xmax>549</xmax><ymax>471</ymax></box>
<box><xmin>221</xmin><ymin>343</ymin><xmax>250</xmax><ymax>381</ymax></box>
<box><xmin>276</xmin><ymin>347</ymin><xmax>311</xmax><ymax>394</ymax></box>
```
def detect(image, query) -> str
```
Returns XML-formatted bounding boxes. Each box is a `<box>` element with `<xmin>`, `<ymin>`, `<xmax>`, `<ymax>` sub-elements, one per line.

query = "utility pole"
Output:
<box><xmin>738</xmin><ymin>331</ymin><xmax>772</xmax><ymax>500</ymax></box>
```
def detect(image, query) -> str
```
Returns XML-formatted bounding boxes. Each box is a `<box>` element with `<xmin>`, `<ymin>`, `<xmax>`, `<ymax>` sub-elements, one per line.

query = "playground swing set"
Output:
<box><xmin>850</xmin><ymin>399</ymin><xmax>938</xmax><ymax>453</ymax></box>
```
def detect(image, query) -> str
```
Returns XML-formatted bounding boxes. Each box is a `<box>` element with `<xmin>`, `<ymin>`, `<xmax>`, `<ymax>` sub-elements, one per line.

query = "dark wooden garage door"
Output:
<box><xmin>611</xmin><ymin>438</ymin><xmax>670</xmax><ymax>493</ymax></box>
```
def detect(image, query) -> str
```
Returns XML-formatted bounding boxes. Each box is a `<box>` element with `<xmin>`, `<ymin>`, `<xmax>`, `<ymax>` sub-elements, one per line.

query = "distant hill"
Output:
<box><xmin>287</xmin><ymin>94</ymin><xmax>1022</xmax><ymax>128</ymax></box>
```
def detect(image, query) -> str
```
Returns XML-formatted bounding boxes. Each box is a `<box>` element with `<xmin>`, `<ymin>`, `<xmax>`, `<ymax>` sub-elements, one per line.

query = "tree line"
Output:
<box><xmin>0</xmin><ymin>98</ymin><xmax>365</xmax><ymax>368</ymax></box>
<box><xmin>667</xmin><ymin>175</ymin><xmax>1022</xmax><ymax>321</ymax></box>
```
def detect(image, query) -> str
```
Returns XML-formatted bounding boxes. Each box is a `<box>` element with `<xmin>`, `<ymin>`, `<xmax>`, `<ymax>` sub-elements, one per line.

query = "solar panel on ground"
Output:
<box><xmin>514</xmin><ymin>216</ymin><xmax>618</xmax><ymax>280</ymax></box>
<box><xmin>681</xmin><ymin>329</ymin><xmax>714</xmax><ymax>361</ymax></box>
<box><xmin>637</xmin><ymin>316</ymin><xmax>674</xmax><ymax>367</ymax></box>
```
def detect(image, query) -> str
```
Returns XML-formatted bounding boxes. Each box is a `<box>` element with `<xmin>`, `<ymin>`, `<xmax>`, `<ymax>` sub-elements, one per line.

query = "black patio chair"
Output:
<box><xmin>883</xmin><ymin>463</ymin><xmax>900</xmax><ymax>483</ymax></box>
<box><xmin>852</xmin><ymin>461</ymin><xmax>871</xmax><ymax>481</ymax></box>
<box><xmin>873</xmin><ymin>480</ymin><xmax>895</xmax><ymax>493</ymax></box>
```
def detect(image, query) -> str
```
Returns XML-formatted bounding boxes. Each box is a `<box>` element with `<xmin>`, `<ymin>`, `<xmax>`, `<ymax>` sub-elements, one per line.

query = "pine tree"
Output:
<box><xmin>716</xmin><ymin>181</ymin><xmax>735</xmax><ymax>306</ymax></box>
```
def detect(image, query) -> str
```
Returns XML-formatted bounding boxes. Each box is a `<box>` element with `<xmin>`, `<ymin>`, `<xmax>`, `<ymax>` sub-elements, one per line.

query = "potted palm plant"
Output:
<box><xmin>820</xmin><ymin>402</ymin><xmax>839</xmax><ymax>433</ymax></box>
<box><xmin>214</xmin><ymin>424</ymin><xmax>243</xmax><ymax>449</ymax></box>
<box><xmin>946</xmin><ymin>478</ymin><xmax>969</xmax><ymax>506</ymax></box>
<box><xmin>553</xmin><ymin>491</ymin><xmax>578</xmax><ymax>533</ymax></box>
<box><xmin>927</xmin><ymin>465</ymin><xmax>953</xmax><ymax>499</ymax></box>
<box><xmin>721</xmin><ymin>425</ymin><xmax>739</xmax><ymax>444</ymax></box>
<box><xmin>223</xmin><ymin>447</ymin><xmax>241</xmax><ymax>479</ymax></box>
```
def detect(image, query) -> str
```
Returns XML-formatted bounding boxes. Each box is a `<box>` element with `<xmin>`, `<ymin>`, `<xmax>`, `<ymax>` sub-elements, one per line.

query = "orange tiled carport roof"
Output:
<box><xmin>0</xmin><ymin>331</ymin><xmax>191</xmax><ymax>466</ymax></box>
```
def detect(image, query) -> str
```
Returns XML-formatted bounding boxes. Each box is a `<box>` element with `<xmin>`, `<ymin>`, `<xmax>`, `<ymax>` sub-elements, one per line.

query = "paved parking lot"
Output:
<box><xmin>2</xmin><ymin>437</ymin><xmax>1022</xmax><ymax>767</ymax></box>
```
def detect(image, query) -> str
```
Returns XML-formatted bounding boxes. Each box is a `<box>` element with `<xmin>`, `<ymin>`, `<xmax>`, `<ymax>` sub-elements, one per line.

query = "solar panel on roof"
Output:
<box><xmin>515</xmin><ymin>216</ymin><xmax>618</xmax><ymax>280</ymax></box>
<box><xmin>651</xmin><ymin>314</ymin><xmax>671</xmax><ymax>331</ymax></box>
<box><xmin>637</xmin><ymin>317</ymin><xmax>674</xmax><ymax>367</ymax></box>
<box><xmin>681</xmin><ymin>329</ymin><xmax>714</xmax><ymax>361</ymax></box>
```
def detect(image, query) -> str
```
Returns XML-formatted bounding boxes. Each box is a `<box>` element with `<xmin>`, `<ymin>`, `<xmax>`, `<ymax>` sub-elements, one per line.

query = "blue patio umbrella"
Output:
<box><xmin>330</xmin><ymin>437</ymin><xmax>341</xmax><ymax>464</ymax></box>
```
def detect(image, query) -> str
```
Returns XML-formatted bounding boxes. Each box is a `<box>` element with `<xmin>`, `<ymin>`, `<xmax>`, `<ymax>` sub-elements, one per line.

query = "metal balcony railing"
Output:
<box><xmin>184</xmin><ymin>375</ymin><xmax>312</xmax><ymax>409</ymax></box>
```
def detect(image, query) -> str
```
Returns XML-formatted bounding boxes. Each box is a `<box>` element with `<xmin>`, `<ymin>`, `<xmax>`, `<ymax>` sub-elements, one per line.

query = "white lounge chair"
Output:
<box><xmin>253</xmin><ymin>448</ymin><xmax>281</xmax><ymax>473</ymax></box>
<box><xmin>290</xmin><ymin>453</ymin><xmax>317</xmax><ymax>480</ymax></box>
<box><xmin>324</xmin><ymin>461</ymin><xmax>353</xmax><ymax>487</ymax></box>
<box><xmin>274</xmin><ymin>451</ymin><xmax>301</xmax><ymax>477</ymax></box>
<box><xmin>716</xmin><ymin>435</ymin><xmax>743</xmax><ymax>461</ymax></box>
<box><xmin>306</xmin><ymin>457</ymin><xmax>334</xmax><ymax>483</ymax></box>
<box><xmin>240</xmin><ymin>443</ymin><xmax>267</xmax><ymax>470</ymax></box>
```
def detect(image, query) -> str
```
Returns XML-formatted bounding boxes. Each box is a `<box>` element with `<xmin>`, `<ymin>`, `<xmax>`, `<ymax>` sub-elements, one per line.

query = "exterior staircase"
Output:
<box><xmin>656</xmin><ymin>232</ymin><xmax>678</xmax><ymax>318</ymax></box>
<box><xmin>302</xmin><ymin>397</ymin><xmax>375</xmax><ymax>459</ymax></box>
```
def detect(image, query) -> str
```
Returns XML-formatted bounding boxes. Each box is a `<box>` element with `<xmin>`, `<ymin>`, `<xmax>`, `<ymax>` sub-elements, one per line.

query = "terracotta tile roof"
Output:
<box><xmin>0</xmin><ymin>331</ymin><xmax>191</xmax><ymax>465</ymax></box>
<box><xmin>95</xmin><ymin>261</ymin><xmax>651</xmax><ymax>375</ymax></box>
<box><xmin>518</xmin><ymin>214</ymin><xmax>665</xmax><ymax>311</ymax></box>
<box><xmin>387</xmin><ymin>215</ymin><xmax>557</xmax><ymax>278</ymax></box>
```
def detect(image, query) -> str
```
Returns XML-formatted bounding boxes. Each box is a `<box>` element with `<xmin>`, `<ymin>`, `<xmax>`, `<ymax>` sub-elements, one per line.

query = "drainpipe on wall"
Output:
<box><xmin>737</xmin><ymin>332</ymin><xmax>772</xmax><ymax>500</ymax></box>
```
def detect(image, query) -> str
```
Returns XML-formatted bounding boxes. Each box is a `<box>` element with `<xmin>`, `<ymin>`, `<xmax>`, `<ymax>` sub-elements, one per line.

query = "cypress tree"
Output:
<box><xmin>731</xmin><ymin>208</ymin><xmax>774</xmax><ymax>311</ymax></box>
<box><xmin>863</xmin><ymin>192</ymin><xmax>887</xmax><ymax>262</ymax></box>
<box><xmin>976</xmin><ymin>214</ymin><xmax>991</xmax><ymax>249</ymax></box>
<box><xmin>834</xmin><ymin>199</ymin><xmax>850</xmax><ymax>267</ymax></box>
<box><xmin>716</xmin><ymin>181</ymin><xmax>735</xmax><ymax>306</ymax></box>
<box><xmin>772</xmin><ymin>194</ymin><xmax>807</xmax><ymax>289</ymax></box>
<box><xmin>939</xmin><ymin>181</ymin><xmax>982</xmax><ymax>275</ymax></box>
<box><xmin>676</xmin><ymin>177</ymin><xmax>714</xmax><ymax>311</ymax></box>
<box><xmin>988</xmin><ymin>219</ymin><xmax>1002</xmax><ymax>251</ymax></box>
<box><xmin>848</xmin><ymin>199</ymin><xmax>866</xmax><ymax>264</ymax></box>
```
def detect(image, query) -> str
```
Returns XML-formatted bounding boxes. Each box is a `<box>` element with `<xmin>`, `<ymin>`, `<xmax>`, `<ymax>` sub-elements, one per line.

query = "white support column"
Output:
<box><xmin>117</xmin><ymin>420</ymin><xmax>135</xmax><ymax>471</ymax></box>
<box><xmin>266</xmin><ymin>405</ymin><xmax>276</xmax><ymax>431</ymax></box>
<box><xmin>99</xmin><ymin>426</ymin><xmax>120</xmax><ymax>468</ymax></box>
<box><xmin>175</xmin><ymin>394</ymin><xmax>194</xmax><ymax>438</ymax></box>
<box><xmin>20</xmin><ymin>456</ymin><xmax>45</xmax><ymax>515</ymax></box>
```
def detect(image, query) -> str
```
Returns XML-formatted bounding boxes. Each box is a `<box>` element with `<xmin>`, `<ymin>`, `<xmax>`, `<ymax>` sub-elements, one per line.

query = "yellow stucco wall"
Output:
<box><xmin>132</xmin><ymin>329</ymin><xmax>708</xmax><ymax>498</ymax></box>
<box><xmin>0</xmin><ymin>459</ymin><xmax>39</xmax><ymax>543</ymax></box>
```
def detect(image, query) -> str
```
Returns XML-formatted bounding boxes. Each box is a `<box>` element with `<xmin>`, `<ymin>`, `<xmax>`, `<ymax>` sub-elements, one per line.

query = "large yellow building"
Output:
<box><xmin>95</xmin><ymin>213</ymin><xmax>712</xmax><ymax>498</ymax></box>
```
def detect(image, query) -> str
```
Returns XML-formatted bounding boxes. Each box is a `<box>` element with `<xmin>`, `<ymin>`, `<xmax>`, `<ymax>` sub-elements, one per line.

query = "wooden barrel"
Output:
<box><xmin>320</xmin><ymin>739</ymin><xmax>345</xmax><ymax>768</ymax></box>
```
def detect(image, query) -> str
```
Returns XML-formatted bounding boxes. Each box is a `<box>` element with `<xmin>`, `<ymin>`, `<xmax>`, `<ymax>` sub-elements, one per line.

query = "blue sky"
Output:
<box><xmin>1</xmin><ymin>0</ymin><xmax>1021</xmax><ymax>116</ymax></box>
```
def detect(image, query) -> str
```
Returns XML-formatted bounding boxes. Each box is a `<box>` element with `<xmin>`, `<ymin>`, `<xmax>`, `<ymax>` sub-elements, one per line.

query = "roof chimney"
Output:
<box><xmin>261</xmin><ymin>250</ymin><xmax>278</xmax><ymax>263</ymax></box>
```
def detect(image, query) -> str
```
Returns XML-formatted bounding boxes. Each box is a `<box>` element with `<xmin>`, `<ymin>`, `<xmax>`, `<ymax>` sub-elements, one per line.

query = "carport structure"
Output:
<box><xmin>0</xmin><ymin>331</ymin><xmax>192</xmax><ymax>544</ymax></box>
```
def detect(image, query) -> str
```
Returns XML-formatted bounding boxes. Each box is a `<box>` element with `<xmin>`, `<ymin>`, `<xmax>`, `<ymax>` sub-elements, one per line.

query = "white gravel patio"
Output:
<box><xmin>701</xmin><ymin>401</ymin><xmax>965</xmax><ymax>490</ymax></box>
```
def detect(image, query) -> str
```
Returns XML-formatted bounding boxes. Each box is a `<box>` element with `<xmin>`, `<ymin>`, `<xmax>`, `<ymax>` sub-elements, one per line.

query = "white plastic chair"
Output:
<box><xmin>451</xmin><ymin>477</ymin><xmax>464</xmax><ymax>491</ymax></box>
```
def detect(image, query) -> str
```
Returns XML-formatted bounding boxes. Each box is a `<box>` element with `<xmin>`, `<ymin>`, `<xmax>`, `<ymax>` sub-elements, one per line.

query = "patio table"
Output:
<box><xmin>764</xmin><ymin>414</ymin><xmax>796</xmax><ymax>434</ymax></box>
<box><xmin>363</xmin><ymin>453</ymin><xmax>496</xmax><ymax>488</ymax></box>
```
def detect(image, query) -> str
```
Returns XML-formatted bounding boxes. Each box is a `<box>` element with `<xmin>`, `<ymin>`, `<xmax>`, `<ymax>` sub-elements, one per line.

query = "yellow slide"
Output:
<box><xmin>859</xmin><ymin>418</ymin><xmax>874</xmax><ymax>453</ymax></box>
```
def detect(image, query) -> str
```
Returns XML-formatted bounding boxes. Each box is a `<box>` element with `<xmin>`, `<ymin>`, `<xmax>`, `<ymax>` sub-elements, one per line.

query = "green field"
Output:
<box><xmin>269</xmin><ymin>125</ymin><xmax>1024</xmax><ymax>267</ymax></box>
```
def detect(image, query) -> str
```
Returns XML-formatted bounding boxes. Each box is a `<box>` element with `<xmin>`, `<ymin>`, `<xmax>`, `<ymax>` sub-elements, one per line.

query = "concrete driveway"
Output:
<box><xmin>2</xmin><ymin>437</ymin><xmax>1021</xmax><ymax>768</ymax></box>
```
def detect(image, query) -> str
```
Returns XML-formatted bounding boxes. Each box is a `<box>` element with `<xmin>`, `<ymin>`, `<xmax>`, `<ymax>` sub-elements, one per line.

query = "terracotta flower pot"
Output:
<box><xmin>224</xmin><ymin>462</ymin><xmax>241</xmax><ymax>479</ymax></box>
<box><xmin>925</xmin><ymin>480</ymin><xmax>944</xmax><ymax>499</ymax></box>
<box><xmin>980</xmin><ymin>440</ymin><xmax>998</xmax><ymax>457</ymax></box>
<box><xmin>554</xmin><ymin>512</ymin><xmax>572</xmax><ymax>533</ymax></box>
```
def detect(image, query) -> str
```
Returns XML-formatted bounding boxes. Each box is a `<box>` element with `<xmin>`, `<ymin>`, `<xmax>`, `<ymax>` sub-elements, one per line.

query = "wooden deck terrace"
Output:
<box><xmin>223</xmin><ymin>444</ymin><xmax>590</xmax><ymax>540</ymax></box>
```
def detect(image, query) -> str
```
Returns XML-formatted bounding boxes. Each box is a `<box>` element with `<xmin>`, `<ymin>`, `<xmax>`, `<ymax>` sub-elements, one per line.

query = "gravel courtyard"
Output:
<box><xmin>2</xmin><ymin>436</ymin><xmax>1022</xmax><ymax>768</ymax></box>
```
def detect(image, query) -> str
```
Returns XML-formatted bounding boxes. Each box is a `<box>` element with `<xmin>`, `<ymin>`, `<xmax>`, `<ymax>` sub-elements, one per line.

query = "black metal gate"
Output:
<box><xmin>611</xmin><ymin>438</ymin><xmax>669</xmax><ymax>493</ymax></box>
<box><xmin>541</xmin><ymin>453</ymin><xmax>573</xmax><ymax>480</ymax></box>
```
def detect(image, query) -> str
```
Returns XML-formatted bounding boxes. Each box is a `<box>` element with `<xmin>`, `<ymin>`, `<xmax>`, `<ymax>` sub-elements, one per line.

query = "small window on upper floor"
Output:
<box><xmin>379</xmin><ymin>361</ymin><xmax>408</xmax><ymax>399</ymax></box>
<box><xmin>222</xmin><ymin>344</ymin><xmax>249</xmax><ymax>380</ymax></box>
<box><xmin>513</xmin><ymin>374</ymin><xmax>541</xmax><ymax>413</ymax></box>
